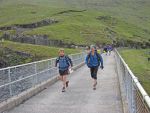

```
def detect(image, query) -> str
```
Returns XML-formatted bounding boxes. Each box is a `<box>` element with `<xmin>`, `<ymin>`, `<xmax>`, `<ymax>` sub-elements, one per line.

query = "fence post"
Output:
<box><xmin>131</xmin><ymin>79</ymin><xmax>136</xmax><ymax>113</ymax></box>
<box><xmin>8</xmin><ymin>68</ymin><xmax>12</xmax><ymax>96</ymax></box>
<box><xmin>34</xmin><ymin>63</ymin><xmax>37</xmax><ymax>85</ymax></box>
<box><xmin>82</xmin><ymin>52</ymin><xmax>85</xmax><ymax>62</ymax></box>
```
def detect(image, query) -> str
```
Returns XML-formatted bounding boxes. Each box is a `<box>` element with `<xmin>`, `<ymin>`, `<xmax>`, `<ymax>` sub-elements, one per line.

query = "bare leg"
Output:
<box><xmin>61</xmin><ymin>75</ymin><xmax>67</xmax><ymax>92</ymax></box>
<box><xmin>59</xmin><ymin>76</ymin><xmax>63</xmax><ymax>81</ymax></box>
<box><xmin>94</xmin><ymin>79</ymin><xmax>97</xmax><ymax>85</ymax></box>
<box><xmin>63</xmin><ymin>75</ymin><xmax>67</xmax><ymax>88</ymax></box>
<box><xmin>93</xmin><ymin>79</ymin><xmax>97</xmax><ymax>90</ymax></box>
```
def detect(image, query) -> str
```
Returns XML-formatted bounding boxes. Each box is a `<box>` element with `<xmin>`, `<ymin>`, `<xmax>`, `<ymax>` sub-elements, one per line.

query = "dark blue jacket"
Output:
<box><xmin>85</xmin><ymin>52</ymin><xmax>103</xmax><ymax>68</ymax></box>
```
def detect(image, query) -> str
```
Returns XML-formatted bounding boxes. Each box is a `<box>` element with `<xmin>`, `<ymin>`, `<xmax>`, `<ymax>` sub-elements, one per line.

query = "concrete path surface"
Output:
<box><xmin>6</xmin><ymin>52</ymin><xmax>123</xmax><ymax>113</ymax></box>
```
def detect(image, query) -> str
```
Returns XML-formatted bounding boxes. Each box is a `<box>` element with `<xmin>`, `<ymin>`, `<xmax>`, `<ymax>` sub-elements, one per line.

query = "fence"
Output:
<box><xmin>0</xmin><ymin>52</ymin><xmax>86</xmax><ymax>103</ymax></box>
<box><xmin>115</xmin><ymin>49</ymin><xmax>150</xmax><ymax>113</ymax></box>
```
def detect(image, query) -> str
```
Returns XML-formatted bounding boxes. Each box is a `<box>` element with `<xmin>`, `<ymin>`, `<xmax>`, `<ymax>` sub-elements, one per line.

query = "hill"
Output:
<box><xmin>0</xmin><ymin>0</ymin><xmax>150</xmax><ymax>47</ymax></box>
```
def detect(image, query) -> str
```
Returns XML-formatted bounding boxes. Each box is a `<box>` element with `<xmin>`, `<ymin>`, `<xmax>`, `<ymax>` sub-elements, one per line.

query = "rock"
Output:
<box><xmin>0</xmin><ymin>19</ymin><xmax>58</xmax><ymax>30</ymax></box>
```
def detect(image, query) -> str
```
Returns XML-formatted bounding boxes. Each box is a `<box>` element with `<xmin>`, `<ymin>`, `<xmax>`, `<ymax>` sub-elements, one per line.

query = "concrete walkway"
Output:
<box><xmin>6</xmin><ymin>52</ymin><xmax>123</xmax><ymax>113</ymax></box>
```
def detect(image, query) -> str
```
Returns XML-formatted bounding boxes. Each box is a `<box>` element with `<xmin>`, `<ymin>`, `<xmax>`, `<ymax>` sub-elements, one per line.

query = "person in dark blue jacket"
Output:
<box><xmin>55</xmin><ymin>49</ymin><xmax>73</xmax><ymax>92</ymax></box>
<box><xmin>86</xmin><ymin>45</ymin><xmax>104</xmax><ymax>90</ymax></box>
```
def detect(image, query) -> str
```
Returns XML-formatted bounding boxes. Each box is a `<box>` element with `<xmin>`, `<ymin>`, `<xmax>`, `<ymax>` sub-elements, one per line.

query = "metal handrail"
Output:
<box><xmin>0</xmin><ymin>52</ymin><xmax>84</xmax><ymax>71</ymax></box>
<box><xmin>115</xmin><ymin>49</ymin><xmax>150</xmax><ymax>112</ymax></box>
<box><xmin>0</xmin><ymin>52</ymin><xmax>86</xmax><ymax>103</ymax></box>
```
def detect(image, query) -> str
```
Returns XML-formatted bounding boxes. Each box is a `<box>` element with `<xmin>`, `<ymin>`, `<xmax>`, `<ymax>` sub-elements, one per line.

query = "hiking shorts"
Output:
<box><xmin>59</xmin><ymin>69</ymin><xmax>69</xmax><ymax>76</ymax></box>
<box><xmin>90</xmin><ymin>66</ymin><xmax>98</xmax><ymax>80</ymax></box>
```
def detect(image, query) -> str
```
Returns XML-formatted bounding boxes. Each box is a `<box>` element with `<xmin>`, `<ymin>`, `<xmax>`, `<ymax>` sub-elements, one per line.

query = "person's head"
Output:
<box><xmin>90</xmin><ymin>45</ymin><xmax>96</xmax><ymax>52</ymax></box>
<box><xmin>59</xmin><ymin>48</ymin><xmax>65</xmax><ymax>56</ymax></box>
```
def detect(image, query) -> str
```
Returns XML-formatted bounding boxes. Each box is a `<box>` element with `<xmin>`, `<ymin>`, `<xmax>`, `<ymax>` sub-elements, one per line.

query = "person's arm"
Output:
<box><xmin>67</xmin><ymin>56</ymin><xmax>73</xmax><ymax>67</ymax></box>
<box><xmin>99</xmin><ymin>54</ymin><xmax>104</xmax><ymax>69</ymax></box>
<box><xmin>55</xmin><ymin>58</ymin><xmax>59</xmax><ymax>67</ymax></box>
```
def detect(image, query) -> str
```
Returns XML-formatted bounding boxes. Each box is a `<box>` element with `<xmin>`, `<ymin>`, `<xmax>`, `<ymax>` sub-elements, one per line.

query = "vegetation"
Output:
<box><xmin>0</xmin><ymin>31</ymin><xmax>3</xmax><ymax>38</ymax></box>
<box><xmin>120</xmin><ymin>49</ymin><xmax>150</xmax><ymax>95</ymax></box>
<box><xmin>0</xmin><ymin>41</ymin><xmax>80</xmax><ymax>68</ymax></box>
<box><xmin>2</xmin><ymin>41</ymin><xmax>79</xmax><ymax>58</ymax></box>
<box><xmin>0</xmin><ymin>0</ymin><xmax>150</xmax><ymax>67</ymax></box>
<box><xmin>0</xmin><ymin>0</ymin><xmax>150</xmax><ymax>45</ymax></box>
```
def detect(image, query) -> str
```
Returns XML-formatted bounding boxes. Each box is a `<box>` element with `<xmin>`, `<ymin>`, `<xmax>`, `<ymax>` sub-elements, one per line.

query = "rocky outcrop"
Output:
<box><xmin>0</xmin><ymin>47</ymin><xmax>32</xmax><ymax>69</ymax></box>
<box><xmin>2</xmin><ymin>32</ymin><xmax>86</xmax><ymax>48</ymax></box>
<box><xmin>52</xmin><ymin>9</ymin><xmax>86</xmax><ymax>16</ymax></box>
<box><xmin>0</xmin><ymin>19</ymin><xmax>58</xmax><ymax>30</ymax></box>
<box><xmin>0</xmin><ymin>17</ymin><xmax>86</xmax><ymax>48</ymax></box>
<box><xmin>3</xmin><ymin>34</ymin><xmax>64</xmax><ymax>47</ymax></box>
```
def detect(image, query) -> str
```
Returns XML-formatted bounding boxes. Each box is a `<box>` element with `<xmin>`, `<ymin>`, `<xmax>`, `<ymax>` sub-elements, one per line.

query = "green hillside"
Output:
<box><xmin>0</xmin><ymin>41</ymin><xmax>79</xmax><ymax>68</ymax></box>
<box><xmin>0</xmin><ymin>0</ymin><xmax>150</xmax><ymax>46</ymax></box>
<box><xmin>0</xmin><ymin>0</ymin><xmax>150</xmax><ymax>67</ymax></box>
<box><xmin>2</xmin><ymin>41</ymin><xmax>79</xmax><ymax>57</ymax></box>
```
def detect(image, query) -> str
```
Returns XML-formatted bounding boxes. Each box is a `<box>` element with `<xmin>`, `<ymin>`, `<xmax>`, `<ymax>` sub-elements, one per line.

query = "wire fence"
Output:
<box><xmin>0</xmin><ymin>52</ymin><xmax>86</xmax><ymax>103</ymax></box>
<box><xmin>115</xmin><ymin>49</ymin><xmax>150</xmax><ymax>113</ymax></box>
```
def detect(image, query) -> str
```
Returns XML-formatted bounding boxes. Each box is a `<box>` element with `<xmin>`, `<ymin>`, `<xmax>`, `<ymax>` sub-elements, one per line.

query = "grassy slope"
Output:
<box><xmin>2</xmin><ymin>41</ymin><xmax>80</xmax><ymax>59</ymax></box>
<box><xmin>0</xmin><ymin>0</ymin><xmax>150</xmax><ymax>45</ymax></box>
<box><xmin>25</xmin><ymin>11</ymin><xmax>112</xmax><ymax>45</ymax></box>
<box><xmin>120</xmin><ymin>49</ymin><xmax>150</xmax><ymax>95</ymax></box>
<box><xmin>0</xmin><ymin>31</ymin><xmax>3</xmax><ymax>37</ymax></box>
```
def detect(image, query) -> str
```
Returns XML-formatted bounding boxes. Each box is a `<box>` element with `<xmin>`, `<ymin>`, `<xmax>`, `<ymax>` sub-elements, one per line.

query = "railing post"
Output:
<box><xmin>34</xmin><ymin>63</ymin><xmax>37</xmax><ymax>85</ymax></box>
<box><xmin>131</xmin><ymin>79</ymin><xmax>136</xmax><ymax>113</ymax></box>
<box><xmin>8</xmin><ymin>68</ymin><xmax>12</xmax><ymax>96</ymax></box>
<box><xmin>82</xmin><ymin>52</ymin><xmax>85</xmax><ymax>62</ymax></box>
<box><xmin>47</xmin><ymin>60</ymin><xmax>50</xmax><ymax>78</ymax></box>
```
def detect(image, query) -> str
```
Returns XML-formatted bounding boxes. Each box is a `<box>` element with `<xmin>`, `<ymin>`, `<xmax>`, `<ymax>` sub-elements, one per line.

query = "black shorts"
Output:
<box><xmin>90</xmin><ymin>67</ymin><xmax>98</xmax><ymax>80</ymax></box>
<box><xmin>59</xmin><ymin>69</ymin><xmax>69</xmax><ymax>76</ymax></box>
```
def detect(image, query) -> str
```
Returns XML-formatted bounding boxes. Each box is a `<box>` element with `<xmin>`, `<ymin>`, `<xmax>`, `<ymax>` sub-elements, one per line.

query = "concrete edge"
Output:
<box><xmin>0</xmin><ymin>62</ymin><xmax>85</xmax><ymax>113</ymax></box>
<box><xmin>114</xmin><ymin>53</ymin><xmax>129</xmax><ymax>113</ymax></box>
<box><xmin>72</xmin><ymin>62</ymin><xmax>85</xmax><ymax>71</ymax></box>
<box><xmin>0</xmin><ymin>76</ymin><xmax>58</xmax><ymax>113</ymax></box>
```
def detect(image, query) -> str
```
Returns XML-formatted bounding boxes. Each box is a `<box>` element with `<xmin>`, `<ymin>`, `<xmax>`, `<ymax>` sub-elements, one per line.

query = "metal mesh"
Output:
<box><xmin>10</xmin><ymin>64</ymin><xmax>35</xmax><ymax>81</ymax></box>
<box><xmin>0</xmin><ymin>85</ymin><xmax>10</xmax><ymax>102</ymax></box>
<box><xmin>0</xmin><ymin>69</ymin><xmax>9</xmax><ymax>86</ymax></box>
<box><xmin>0</xmin><ymin>52</ymin><xmax>86</xmax><ymax>103</ymax></box>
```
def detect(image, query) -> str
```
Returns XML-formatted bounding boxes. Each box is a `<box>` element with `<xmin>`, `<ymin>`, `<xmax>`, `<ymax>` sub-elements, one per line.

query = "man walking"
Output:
<box><xmin>86</xmin><ymin>45</ymin><xmax>104</xmax><ymax>90</ymax></box>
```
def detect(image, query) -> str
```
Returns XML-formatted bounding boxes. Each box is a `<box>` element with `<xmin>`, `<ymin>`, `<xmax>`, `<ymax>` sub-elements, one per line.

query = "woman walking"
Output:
<box><xmin>86</xmin><ymin>45</ymin><xmax>104</xmax><ymax>90</ymax></box>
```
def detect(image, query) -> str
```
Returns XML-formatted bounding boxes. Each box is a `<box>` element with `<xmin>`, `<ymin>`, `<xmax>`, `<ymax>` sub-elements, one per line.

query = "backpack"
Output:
<box><xmin>57</xmin><ymin>56</ymin><xmax>72</xmax><ymax>70</ymax></box>
<box><xmin>87</xmin><ymin>52</ymin><xmax>100</xmax><ymax>67</ymax></box>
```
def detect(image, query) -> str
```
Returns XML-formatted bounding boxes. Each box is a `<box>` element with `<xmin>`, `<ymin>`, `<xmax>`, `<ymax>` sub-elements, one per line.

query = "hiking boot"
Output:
<box><xmin>62</xmin><ymin>87</ymin><xmax>65</xmax><ymax>92</ymax></box>
<box><xmin>93</xmin><ymin>87</ymin><xmax>96</xmax><ymax>90</ymax></box>
<box><xmin>66</xmin><ymin>81</ymin><xmax>69</xmax><ymax>88</ymax></box>
<box><xmin>93</xmin><ymin>81</ymin><xmax>97</xmax><ymax>90</ymax></box>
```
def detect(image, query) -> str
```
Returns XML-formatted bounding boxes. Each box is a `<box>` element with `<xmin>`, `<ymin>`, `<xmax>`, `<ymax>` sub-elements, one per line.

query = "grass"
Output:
<box><xmin>119</xmin><ymin>49</ymin><xmax>150</xmax><ymax>95</ymax></box>
<box><xmin>2</xmin><ymin>41</ymin><xmax>80</xmax><ymax>59</ymax></box>
<box><xmin>25</xmin><ymin>11</ymin><xmax>112</xmax><ymax>45</ymax></box>
<box><xmin>0</xmin><ymin>31</ymin><xmax>3</xmax><ymax>38</ymax></box>
<box><xmin>0</xmin><ymin>0</ymin><xmax>150</xmax><ymax>45</ymax></box>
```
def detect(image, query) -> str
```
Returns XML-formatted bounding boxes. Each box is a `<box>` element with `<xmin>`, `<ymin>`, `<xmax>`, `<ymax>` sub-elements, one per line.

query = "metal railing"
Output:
<box><xmin>115</xmin><ymin>49</ymin><xmax>150</xmax><ymax>113</ymax></box>
<box><xmin>0</xmin><ymin>52</ymin><xmax>86</xmax><ymax>103</ymax></box>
